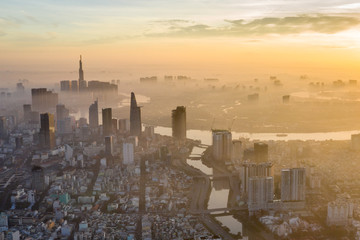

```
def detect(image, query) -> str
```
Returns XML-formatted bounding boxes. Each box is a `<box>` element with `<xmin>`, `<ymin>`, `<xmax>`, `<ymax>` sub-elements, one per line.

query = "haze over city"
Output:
<box><xmin>1</xmin><ymin>0</ymin><xmax>360</xmax><ymax>87</ymax></box>
<box><xmin>1</xmin><ymin>0</ymin><xmax>360</xmax><ymax>240</ymax></box>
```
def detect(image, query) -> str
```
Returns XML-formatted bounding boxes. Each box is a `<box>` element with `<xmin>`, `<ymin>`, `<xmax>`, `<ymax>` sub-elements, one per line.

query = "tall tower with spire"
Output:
<box><xmin>78</xmin><ymin>55</ymin><xmax>86</xmax><ymax>91</ymax></box>
<box><xmin>79</xmin><ymin>55</ymin><xmax>84</xmax><ymax>82</ymax></box>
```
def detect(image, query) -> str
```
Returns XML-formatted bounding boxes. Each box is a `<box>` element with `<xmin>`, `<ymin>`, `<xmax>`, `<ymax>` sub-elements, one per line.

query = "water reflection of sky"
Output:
<box><xmin>292</xmin><ymin>91</ymin><xmax>360</xmax><ymax>102</ymax></box>
<box><xmin>208</xmin><ymin>185</ymin><xmax>229</xmax><ymax>209</ymax></box>
<box><xmin>189</xmin><ymin>146</ymin><xmax>207</xmax><ymax>156</ymax></box>
<box><xmin>153</xmin><ymin>125</ymin><xmax>360</xmax><ymax>238</ymax></box>
<box><xmin>187</xmin><ymin>159</ymin><xmax>212</xmax><ymax>175</ymax></box>
<box><xmin>215</xmin><ymin>216</ymin><xmax>243</xmax><ymax>236</ymax></box>
<box><xmin>154</xmin><ymin>125</ymin><xmax>359</xmax><ymax>143</ymax></box>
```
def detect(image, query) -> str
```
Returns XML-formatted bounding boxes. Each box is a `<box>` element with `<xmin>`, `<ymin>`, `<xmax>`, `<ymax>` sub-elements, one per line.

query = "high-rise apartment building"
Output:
<box><xmin>241</xmin><ymin>162</ymin><xmax>273</xmax><ymax>194</ymax></box>
<box><xmin>281</xmin><ymin>168</ymin><xmax>306</xmax><ymax>202</ymax></box>
<box><xmin>212</xmin><ymin>130</ymin><xmax>232</xmax><ymax>161</ymax></box>
<box><xmin>327</xmin><ymin>197</ymin><xmax>354</xmax><ymax>226</ymax></box>
<box><xmin>248</xmin><ymin>176</ymin><xmax>274</xmax><ymax>212</ymax></box>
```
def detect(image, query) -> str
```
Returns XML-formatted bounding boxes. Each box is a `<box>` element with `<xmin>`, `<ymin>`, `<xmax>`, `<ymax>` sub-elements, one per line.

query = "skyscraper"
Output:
<box><xmin>105</xmin><ymin>136</ymin><xmax>113</xmax><ymax>156</ymax></box>
<box><xmin>79</xmin><ymin>55</ymin><xmax>84</xmax><ymax>81</ymax></box>
<box><xmin>102</xmin><ymin>108</ymin><xmax>112</xmax><ymax>136</ymax></box>
<box><xmin>32</xmin><ymin>165</ymin><xmax>45</xmax><ymax>192</ymax></box>
<box><xmin>89</xmin><ymin>100</ymin><xmax>99</xmax><ymax>128</ymax></box>
<box><xmin>39</xmin><ymin>113</ymin><xmax>55</xmax><ymax>150</ymax></box>
<box><xmin>123</xmin><ymin>142</ymin><xmax>134</xmax><ymax>165</ymax></box>
<box><xmin>144</xmin><ymin>125</ymin><xmax>155</xmax><ymax>139</ymax></box>
<box><xmin>56</xmin><ymin>104</ymin><xmax>69</xmax><ymax>121</ymax></box>
<box><xmin>78</xmin><ymin>55</ymin><xmax>87</xmax><ymax>91</ymax></box>
<box><xmin>71</xmin><ymin>80</ymin><xmax>78</xmax><ymax>92</ymax></box>
<box><xmin>31</xmin><ymin>88</ymin><xmax>58</xmax><ymax>112</ymax></box>
<box><xmin>29</xmin><ymin>111</ymin><xmax>40</xmax><ymax>125</ymax></box>
<box><xmin>281</xmin><ymin>168</ymin><xmax>306</xmax><ymax>202</ymax></box>
<box><xmin>172</xmin><ymin>106</ymin><xmax>186</xmax><ymax>140</ymax></box>
<box><xmin>112</xmin><ymin>118</ymin><xmax>118</xmax><ymax>132</ymax></box>
<box><xmin>0</xmin><ymin>116</ymin><xmax>7</xmax><ymax>139</ymax></box>
<box><xmin>130</xmin><ymin>92</ymin><xmax>142</xmax><ymax>136</ymax></box>
<box><xmin>118</xmin><ymin>119</ymin><xmax>130</xmax><ymax>133</ymax></box>
<box><xmin>23</xmin><ymin>104</ymin><xmax>31</xmax><ymax>123</ymax></box>
<box><xmin>56</xmin><ymin>104</ymin><xmax>70</xmax><ymax>134</ymax></box>
<box><xmin>60</xmin><ymin>80</ymin><xmax>71</xmax><ymax>91</ymax></box>
<box><xmin>212</xmin><ymin>130</ymin><xmax>232</xmax><ymax>161</ymax></box>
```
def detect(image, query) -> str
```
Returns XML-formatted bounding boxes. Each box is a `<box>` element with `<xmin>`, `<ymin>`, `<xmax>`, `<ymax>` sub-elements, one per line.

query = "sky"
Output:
<box><xmin>0</xmin><ymin>0</ymin><xmax>360</xmax><ymax>80</ymax></box>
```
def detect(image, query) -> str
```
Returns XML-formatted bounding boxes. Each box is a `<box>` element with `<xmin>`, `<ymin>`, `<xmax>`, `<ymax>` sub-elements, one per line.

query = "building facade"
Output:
<box><xmin>254</xmin><ymin>142</ymin><xmax>268</xmax><ymax>163</ymax></box>
<box><xmin>130</xmin><ymin>92</ymin><xmax>142</xmax><ymax>136</ymax></box>
<box><xmin>89</xmin><ymin>100</ymin><xmax>99</xmax><ymax>128</ymax></box>
<box><xmin>39</xmin><ymin>113</ymin><xmax>55</xmax><ymax>150</ymax></box>
<box><xmin>241</xmin><ymin>162</ymin><xmax>273</xmax><ymax>194</ymax></box>
<box><xmin>172</xmin><ymin>106</ymin><xmax>186</xmax><ymax>140</ymax></box>
<box><xmin>212</xmin><ymin>130</ymin><xmax>232</xmax><ymax>161</ymax></box>
<box><xmin>248</xmin><ymin>176</ymin><xmax>274</xmax><ymax>213</ymax></box>
<box><xmin>123</xmin><ymin>142</ymin><xmax>134</xmax><ymax>165</ymax></box>
<box><xmin>281</xmin><ymin>168</ymin><xmax>306</xmax><ymax>202</ymax></box>
<box><xmin>102</xmin><ymin>108</ymin><xmax>112</xmax><ymax>136</ymax></box>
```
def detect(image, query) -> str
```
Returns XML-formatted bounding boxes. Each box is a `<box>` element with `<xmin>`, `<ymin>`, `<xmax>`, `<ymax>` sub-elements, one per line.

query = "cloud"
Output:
<box><xmin>147</xmin><ymin>14</ymin><xmax>360</xmax><ymax>38</ymax></box>
<box><xmin>151</xmin><ymin>19</ymin><xmax>192</xmax><ymax>24</ymax></box>
<box><xmin>25</xmin><ymin>15</ymin><xmax>39</xmax><ymax>23</ymax></box>
<box><xmin>336</xmin><ymin>3</ymin><xmax>360</xmax><ymax>10</ymax></box>
<box><xmin>80</xmin><ymin>35</ymin><xmax>137</xmax><ymax>45</ymax></box>
<box><xmin>0</xmin><ymin>17</ymin><xmax>22</xmax><ymax>28</ymax></box>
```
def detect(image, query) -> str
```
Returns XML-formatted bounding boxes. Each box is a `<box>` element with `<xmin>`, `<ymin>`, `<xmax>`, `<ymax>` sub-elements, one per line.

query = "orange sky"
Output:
<box><xmin>0</xmin><ymin>0</ymin><xmax>359</xmax><ymax>81</ymax></box>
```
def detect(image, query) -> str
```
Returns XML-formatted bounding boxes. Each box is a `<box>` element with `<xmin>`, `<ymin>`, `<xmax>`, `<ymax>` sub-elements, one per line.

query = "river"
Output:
<box><xmin>153</xmin><ymin>125</ymin><xmax>359</xmax><ymax>143</ymax></box>
<box><xmin>153</xmin><ymin>125</ymin><xmax>358</xmax><ymax>238</ymax></box>
<box><xmin>154</xmin><ymin>127</ymin><xmax>245</xmax><ymax>237</ymax></box>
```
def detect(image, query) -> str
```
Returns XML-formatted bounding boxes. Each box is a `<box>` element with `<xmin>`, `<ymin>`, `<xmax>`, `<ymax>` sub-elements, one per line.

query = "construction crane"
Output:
<box><xmin>211</xmin><ymin>118</ymin><xmax>215</xmax><ymax>131</ymax></box>
<box><xmin>229</xmin><ymin>117</ymin><xmax>236</xmax><ymax>131</ymax></box>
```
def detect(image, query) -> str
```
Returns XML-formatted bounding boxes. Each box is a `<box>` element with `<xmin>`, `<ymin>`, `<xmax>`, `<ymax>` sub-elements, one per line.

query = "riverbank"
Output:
<box><xmin>152</xmin><ymin>125</ymin><xmax>359</xmax><ymax>143</ymax></box>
